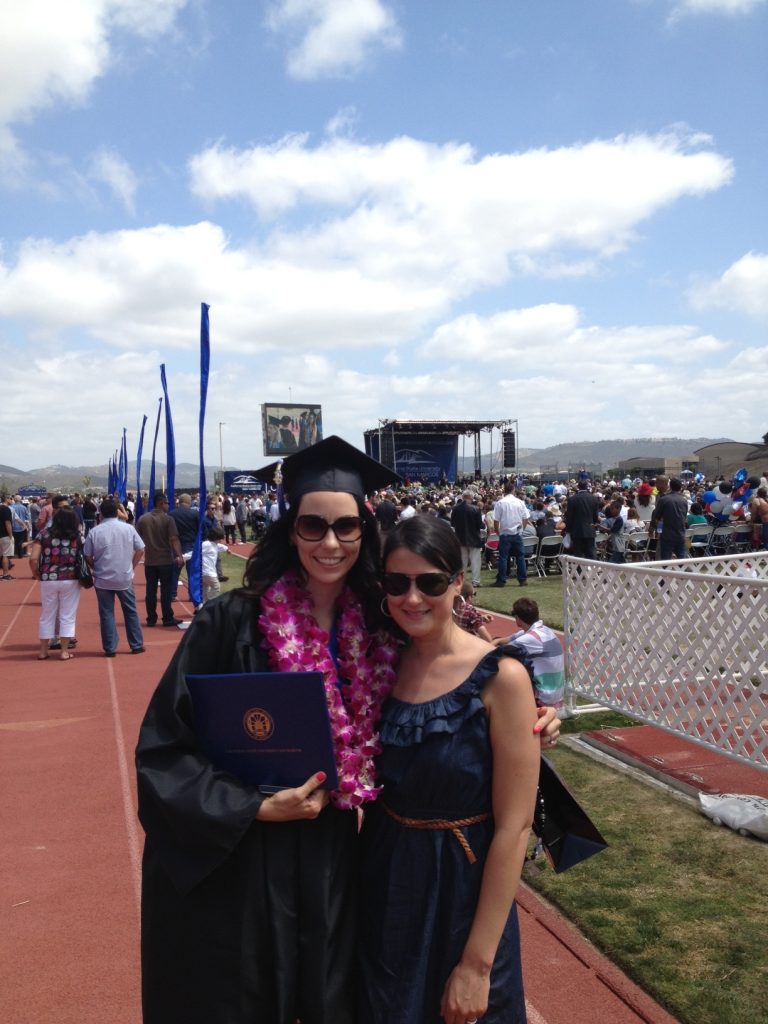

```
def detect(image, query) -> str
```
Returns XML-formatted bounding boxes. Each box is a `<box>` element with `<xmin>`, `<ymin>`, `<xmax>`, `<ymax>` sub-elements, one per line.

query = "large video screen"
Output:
<box><xmin>262</xmin><ymin>403</ymin><xmax>324</xmax><ymax>456</ymax></box>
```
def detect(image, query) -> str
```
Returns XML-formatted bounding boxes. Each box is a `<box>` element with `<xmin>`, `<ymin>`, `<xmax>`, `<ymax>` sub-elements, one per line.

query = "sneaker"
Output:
<box><xmin>130</xmin><ymin>646</ymin><xmax>146</xmax><ymax>654</ymax></box>
<box><xmin>2</xmin><ymin>574</ymin><xmax>15</xmax><ymax>580</ymax></box>
<box><xmin>491</xmin><ymin>581</ymin><xmax>506</xmax><ymax>588</ymax></box>
<box><xmin>218</xmin><ymin>575</ymin><xmax>229</xmax><ymax>582</ymax></box>
<box><xmin>518</xmin><ymin>580</ymin><xmax>528</xmax><ymax>587</ymax></box>
<box><xmin>146</xmin><ymin>619</ymin><xmax>157</xmax><ymax>627</ymax></box>
<box><xmin>162</xmin><ymin>619</ymin><xmax>184</xmax><ymax>627</ymax></box>
<box><xmin>104</xmin><ymin>651</ymin><xmax>117</xmax><ymax>658</ymax></box>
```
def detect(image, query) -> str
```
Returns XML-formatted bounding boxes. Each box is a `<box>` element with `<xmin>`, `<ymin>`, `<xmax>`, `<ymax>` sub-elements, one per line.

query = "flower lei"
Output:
<box><xmin>258</xmin><ymin>571</ymin><xmax>400</xmax><ymax>810</ymax></box>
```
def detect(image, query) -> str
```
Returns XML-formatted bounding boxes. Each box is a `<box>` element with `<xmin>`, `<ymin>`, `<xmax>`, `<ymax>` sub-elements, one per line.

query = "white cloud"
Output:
<box><xmin>189</xmin><ymin>129</ymin><xmax>733</xmax><ymax>296</ymax></box>
<box><xmin>0</xmin><ymin>221</ymin><xmax>446</xmax><ymax>353</ymax></box>
<box><xmin>670</xmin><ymin>0</ymin><xmax>766</xmax><ymax>17</ymax></box>
<box><xmin>0</xmin><ymin>0</ymin><xmax>188</xmax><ymax>178</ymax></box>
<box><xmin>88</xmin><ymin>147</ymin><xmax>139</xmax><ymax>213</ymax></box>
<box><xmin>265</xmin><ymin>0</ymin><xmax>402</xmax><ymax>80</ymax></box>
<box><xmin>688</xmin><ymin>252</ymin><xmax>768</xmax><ymax>318</ymax></box>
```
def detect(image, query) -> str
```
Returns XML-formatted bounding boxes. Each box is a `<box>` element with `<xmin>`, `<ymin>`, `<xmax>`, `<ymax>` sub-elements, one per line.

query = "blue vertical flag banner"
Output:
<box><xmin>134</xmin><ymin>414</ymin><xmax>148</xmax><ymax>522</ymax></box>
<box><xmin>118</xmin><ymin>428</ymin><xmax>128</xmax><ymax>504</ymax></box>
<box><xmin>160</xmin><ymin>364</ymin><xmax>176</xmax><ymax>508</ymax></box>
<box><xmin>187</xmin><ymin>303</ymin><xmax>211</xmax><ymax>608</ymax></box>
<box><xmin>148</xmin><ymin>397</ymin><xmax>163</xmax><ymax>511</ymax></box>
<box><xmin>107</xmin><ymin>457</ymin><xmax>114</xmax><ymax>495</ymax></box>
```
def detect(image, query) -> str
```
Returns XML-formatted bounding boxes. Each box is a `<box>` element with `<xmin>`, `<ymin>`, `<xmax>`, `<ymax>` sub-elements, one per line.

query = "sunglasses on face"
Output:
<box><xmin>294</xmin><ymin>514</ymin><xmax>364</xmax><ymax>543</ymax></box>
<box><xmin>382</xmin><ymin>571</ymin><xmax>459</xmax><ymax>597</ymax></box>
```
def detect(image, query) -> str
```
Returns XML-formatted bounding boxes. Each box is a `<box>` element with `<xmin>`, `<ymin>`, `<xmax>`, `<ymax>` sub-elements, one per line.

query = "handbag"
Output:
<box><xmin>530</xmin><ymin>755</ymin><xmax>608</xmax><ymax>872</ymax></box>
<box><xmin>74</xmin><ymin>546</ymin><xmax>94</xmax><ymax>589</ymax></box>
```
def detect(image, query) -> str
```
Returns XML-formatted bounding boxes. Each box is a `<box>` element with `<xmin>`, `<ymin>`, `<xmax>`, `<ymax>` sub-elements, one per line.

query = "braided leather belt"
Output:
<box><xmin>382</xmin><ymin>804</ymin><xmax>491</xmax><ymax>864</ymax></box>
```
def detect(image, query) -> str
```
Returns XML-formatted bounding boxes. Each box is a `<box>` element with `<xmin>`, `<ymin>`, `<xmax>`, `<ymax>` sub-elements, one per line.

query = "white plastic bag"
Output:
<box><xmin>698</xmin><ymin>792</ymin><xmax>768</xmax><ymax>841</ymax></box>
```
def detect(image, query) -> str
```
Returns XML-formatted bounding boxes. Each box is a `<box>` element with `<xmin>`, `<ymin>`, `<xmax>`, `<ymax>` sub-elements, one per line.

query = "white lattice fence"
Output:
<box><xmin>562</xmin><ymin>552</ymin><xmax>768</xmax><ymax>770</ymax></box>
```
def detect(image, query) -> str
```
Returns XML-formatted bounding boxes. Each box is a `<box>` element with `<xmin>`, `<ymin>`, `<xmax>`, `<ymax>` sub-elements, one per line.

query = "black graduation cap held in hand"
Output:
<box><xmin>255</xmin><ymin>435</ymin><xmax>401</xmax><ymax>501</ymax></box>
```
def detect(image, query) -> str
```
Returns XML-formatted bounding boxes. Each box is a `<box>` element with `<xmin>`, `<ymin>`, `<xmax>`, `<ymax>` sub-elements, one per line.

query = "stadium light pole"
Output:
<box><xmin>219</xmin><ymin>421</ymin><xmax>226</xmax><ymax>492</ymax></box>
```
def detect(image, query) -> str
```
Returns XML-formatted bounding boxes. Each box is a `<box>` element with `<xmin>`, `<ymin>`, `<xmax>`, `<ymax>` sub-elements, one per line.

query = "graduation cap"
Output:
<box><xmin>255</xmin><ymin>435</ymin><xmax>401</xmax><ymax>501</ymax></box>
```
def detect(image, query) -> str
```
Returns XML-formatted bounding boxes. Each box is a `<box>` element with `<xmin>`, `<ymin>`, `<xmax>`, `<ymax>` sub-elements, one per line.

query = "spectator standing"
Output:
<box><xmin>374</xmin><ymin>490</ymin><xmax>398</xmax><ymax>542</ymax></box>
<box><xmin>84</xmin><ymin>498</ymin><xmax>145</xmax><ymax>656</ymax></box>
<box><xmin>651</xmin><ymin>478</ymin><xmax>689</xmax><ymax>561</ymax></box>
<box><xmin>600</xmin><ymin>499</ymin><xmax>628</xmax><ymax>564</ymax></box>
<box><xmin>491</xmin><ymin>483</ymin><xmax>531</xmax><ymax>587</ymax></box>
<box><xmin>564</xmin><ymin>481</ymin><xmax>602</xmax><ymax>559</ymax></box>
<box><xmin>235</xmin><ymin>496</ymin><xmax>249</xmax><ymax>543</ymax></box>
<box><xmin>221</xmin><ymin>496</ymin><xmax>237</xmax><ymax>544</ymax></box>
<box><xmin>451</xmin><ymin>490</ymin><xmax>484</xmax><ymax>588</ymax></box>
<box><xmin>10</xmin><ymin>495</ymin><xmax>30</xmax><ymax>557</ymax></box>
<box><xmin>29</xmin><ymin>507</ymin><xmax>83</xmax><ymax>661</ymax></box>
<box><xmin>28</xmin><ymin>497</ymin><xmax>41</xmax><ymax>539</ymax></box>
<box><xmin>82</xmin><ymin>495</ymin><xmax>98</xmax><ymax>535</ymax></box>
<box><xmin>136</xmin><ymin>491</ymin><xmax>184</xmax><ymax>627</ymax></box>
<box><xmin>0</xmin><ymin>495</ymin><xmax>14</xmax><ymax>579</ymax></box>
<box><xmin>169</xmin><ymin>493</ymin><xmax>200</xmax><ymax>599</ymax></box>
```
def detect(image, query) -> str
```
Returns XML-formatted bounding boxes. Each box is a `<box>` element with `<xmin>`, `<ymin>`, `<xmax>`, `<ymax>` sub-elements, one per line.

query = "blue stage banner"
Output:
<box><xmin>390</xmin><ymin>436</ymin><xmax>457</xmax><ymax>483</ymax></box>
<box><xmin>223</xmin><ymin>471</ymin><xmax>266</xmax><ymax>495</ymax></box>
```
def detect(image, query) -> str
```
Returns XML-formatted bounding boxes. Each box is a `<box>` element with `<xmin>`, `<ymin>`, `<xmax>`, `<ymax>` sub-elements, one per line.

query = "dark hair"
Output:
<box><xmin>383</xmin><ymin>516</ymin><xmax>462</xmax><ymax>577</ymax></box>
<box><xmin>52</xmin><ymin>495</ymin><xmax>69</xmax><ymax>509</ymax></box>
<box><xmin>747</xmin><ymin>476</ymin><xmax>760</xmax><ymax>489</ymax></box>
<box><xmin>207</xmin><ymin>525</ymin><xmax>225</xmax><ymax>541</ymax></box>
<box><xmin>512</xmin><ymin>597</ymin><xmax>539</xmax><ymax>625</ymax></box>
<box><xmin>689</xmin><ymin>502</ymin><xmax>703</xmax><ymax>515</ymax></box>
<box><xmin>100</xmin><ymin>498</ymin><xmax>118</xmax><ymax>519</ymax></box>
<box><xmin>222</xmin><ymin>498</ymin><xmax>232</xmax><ymax>514</ymax></box>
<box><xmin>242</xmin><ymin>495</ymin><xmax>384</xmax><ymax>627</ymax></box>
<box><xmin>669</xmin><ymin>478</ymin><xmax>683</xmax><ymax>492</ymax></box>
<box><xmin>50</xmin><ymin>508</ymin><xmax>80</xmax><ymax>540</ymax></box>
<box><xmin>154</xmin><ymin>490</ymin><xmax>167</xmax><ymax>506</ymax></box>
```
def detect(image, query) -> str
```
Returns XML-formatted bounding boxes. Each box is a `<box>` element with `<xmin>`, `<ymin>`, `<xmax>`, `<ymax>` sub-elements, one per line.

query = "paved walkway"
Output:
<box><xmin>1</xmin><ymin>551</ymin><xmax>689</xmax><ymax>1024</ymax></box>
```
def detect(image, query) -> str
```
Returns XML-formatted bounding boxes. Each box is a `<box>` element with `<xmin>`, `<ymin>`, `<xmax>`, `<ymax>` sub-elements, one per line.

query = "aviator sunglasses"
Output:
<box><xmin>294</xmin><ymin>514</ymin><xmax>364</xmax><ymax>543</ymax></box>
<box><xmin>382</xmin><ymin>571</ymin><xmax>459</xmax><ymax>597</ymax></box>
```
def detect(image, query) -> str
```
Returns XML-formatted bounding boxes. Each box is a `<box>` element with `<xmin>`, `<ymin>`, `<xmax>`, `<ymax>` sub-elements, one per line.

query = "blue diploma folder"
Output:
<box><xmin>186</xmin><ymin>672</ymin><xmax>339</xmax><ymax>790</ymax></box>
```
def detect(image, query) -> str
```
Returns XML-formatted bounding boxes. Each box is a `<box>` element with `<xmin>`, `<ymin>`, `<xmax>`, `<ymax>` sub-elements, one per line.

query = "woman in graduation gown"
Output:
<box><xmin>136</xmin><ymin>436</ymin><xmax>560</xmax><ymax>1024</ymax></box>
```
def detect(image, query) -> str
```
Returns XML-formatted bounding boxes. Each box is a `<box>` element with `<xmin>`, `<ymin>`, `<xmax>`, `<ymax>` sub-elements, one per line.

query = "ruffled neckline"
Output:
<box><xmin>378</xmin><ymin>648</ymin><xmax>507</xmax><ymax>748</ymax></box>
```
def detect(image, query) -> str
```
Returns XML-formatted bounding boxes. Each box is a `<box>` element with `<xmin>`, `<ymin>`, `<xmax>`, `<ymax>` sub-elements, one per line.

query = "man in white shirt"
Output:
<box><xmin>492</xmin><ymin>484</ymin><xmax>531</xmax><ymax>587</ymax></box>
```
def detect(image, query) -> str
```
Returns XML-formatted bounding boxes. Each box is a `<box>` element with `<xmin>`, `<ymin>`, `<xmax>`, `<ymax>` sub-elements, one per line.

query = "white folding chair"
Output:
<box><xmin>627</xmin><ymin>532</ymin><xmax>651</xmax><ymax>561</ymax></box>
<box><xmin>537</xmin><ymin>535</ymin><xmax>564</xmax><ymax>575</ymax></box>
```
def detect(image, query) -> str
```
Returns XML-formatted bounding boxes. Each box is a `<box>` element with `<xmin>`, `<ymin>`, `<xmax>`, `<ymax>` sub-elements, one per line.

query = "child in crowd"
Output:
<box><xmin>201</xmin><ymin>526</ymin><xmax>229</xmax><ymax>604</ymax></box>
<box><xmin>453</xmin><ymin>581</ymin><xmax>493</xmax><ymax>641</ymax></box>
<box><xmin>494</xmin><ymin>597</ymin><xmax>565</xmax><ymax>709</ymax></box>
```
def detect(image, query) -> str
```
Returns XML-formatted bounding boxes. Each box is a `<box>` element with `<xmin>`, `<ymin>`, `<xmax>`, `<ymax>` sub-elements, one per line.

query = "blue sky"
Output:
<box><xmin>1</xmin><ymin>0</ymin><xmax>766</xmax><ymax>471</ymax></box>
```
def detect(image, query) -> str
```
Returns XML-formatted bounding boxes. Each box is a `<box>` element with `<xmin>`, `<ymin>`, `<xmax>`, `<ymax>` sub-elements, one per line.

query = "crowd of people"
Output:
<box><xmin>4</xmin><ymin>452</ymin><xmax>765</xmax><ymax>1022</ymax></box>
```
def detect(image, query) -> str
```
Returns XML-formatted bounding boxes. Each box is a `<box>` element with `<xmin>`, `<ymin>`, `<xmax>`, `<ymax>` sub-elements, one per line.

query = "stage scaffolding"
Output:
<box><xmin>364</xmin><ymin>418</ymin><xmax>516</xmax><ymax>481</ymax></box>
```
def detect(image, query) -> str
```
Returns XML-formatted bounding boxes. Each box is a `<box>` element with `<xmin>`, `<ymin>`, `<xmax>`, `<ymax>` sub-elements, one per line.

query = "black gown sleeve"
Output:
<box><xmin>135</xmin><ymin>592</ymin><xmax>267</xmax><ymax>894</ymax></box>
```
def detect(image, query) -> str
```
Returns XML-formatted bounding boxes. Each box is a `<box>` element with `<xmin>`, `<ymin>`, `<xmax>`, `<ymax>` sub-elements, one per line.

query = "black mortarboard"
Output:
<box><xmin>255</xmin><ymin>435</ymin><xmax>400</xmax><ymax>501</ymax></box>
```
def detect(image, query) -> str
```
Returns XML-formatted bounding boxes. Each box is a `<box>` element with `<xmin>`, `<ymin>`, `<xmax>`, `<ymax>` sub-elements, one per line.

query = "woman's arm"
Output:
<box><xmin>440</xmin><ymin>659</ymin><xmax>540</xmax><ymax>1024</ymax></box>
<box><xmin>28</xmin><ymin>541</ymin><xmax>42</xmax><ymax>579</ymax></box>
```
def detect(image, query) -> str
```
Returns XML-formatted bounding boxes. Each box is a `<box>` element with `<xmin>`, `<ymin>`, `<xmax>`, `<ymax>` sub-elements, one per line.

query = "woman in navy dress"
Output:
<box><xmin>360</xmin><ymin>516</ymin><xmax>542</xmax><ymax>1024</ymax></box>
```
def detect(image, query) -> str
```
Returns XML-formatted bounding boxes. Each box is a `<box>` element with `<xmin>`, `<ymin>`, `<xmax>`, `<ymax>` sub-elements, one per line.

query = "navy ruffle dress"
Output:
<box><xmin>358</xmin><ymin>649</ymin><xmax>527</xmax><ymax>1023</ymax></box>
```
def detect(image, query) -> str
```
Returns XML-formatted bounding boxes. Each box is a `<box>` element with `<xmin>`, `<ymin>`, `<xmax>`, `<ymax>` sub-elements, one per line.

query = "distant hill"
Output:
<box><xmin>0</xmin><ymin>462</ymin><xmax>219</xmax><ymax>492</ymax></box>
<box><xmin>517</xmin><ymin>437</ymin><xmax>731</xmax><ymax>472</ymax></box>
<box><xmin>458</xmin><ymin>438</ymin><xmax>731</xmax><ymax>475</ymax></box>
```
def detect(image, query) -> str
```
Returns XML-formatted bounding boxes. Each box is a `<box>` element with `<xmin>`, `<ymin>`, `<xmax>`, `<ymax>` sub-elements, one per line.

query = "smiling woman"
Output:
<box><xmin>359</xmin><ymin>516</ymin><xmax>541</xmax><ymax>1024</ymax></box>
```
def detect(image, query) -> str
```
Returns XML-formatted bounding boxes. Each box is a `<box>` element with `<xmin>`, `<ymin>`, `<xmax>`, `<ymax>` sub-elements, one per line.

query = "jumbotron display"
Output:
<box><xmin>261</xmin><ymin>403</ymin><xmax>323</xmax><ymax>456</ymax></box>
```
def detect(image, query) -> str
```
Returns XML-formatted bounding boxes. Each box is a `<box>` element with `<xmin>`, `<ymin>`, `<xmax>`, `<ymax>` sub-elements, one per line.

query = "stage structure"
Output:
<box><xmin>364</xmin><ymin>419</ymin><xmax>516</xmax><ymax>483</ymax></box>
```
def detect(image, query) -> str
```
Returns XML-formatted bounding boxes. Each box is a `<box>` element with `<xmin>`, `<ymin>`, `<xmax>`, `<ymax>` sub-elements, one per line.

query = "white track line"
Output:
<box><xmin>0</xmin><ymin>580</ymin><xmax>38</xmax><ymax>647</ymax></box>
<box><xmin>107</xmin><ymin>661</ymin><xmax>143</xmax><ymax>914</ymax></box>
<box><xmin>525</xmin><ymin>1000</ymin><xmax>550</xmax><ymax>1024</ymax></box>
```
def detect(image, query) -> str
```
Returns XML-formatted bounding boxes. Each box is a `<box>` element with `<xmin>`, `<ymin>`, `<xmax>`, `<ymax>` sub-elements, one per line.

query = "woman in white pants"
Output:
<box><xmin>29</xmin><ymin>507</ymin><xmax>83</xmax><ymax>661</ymax></box>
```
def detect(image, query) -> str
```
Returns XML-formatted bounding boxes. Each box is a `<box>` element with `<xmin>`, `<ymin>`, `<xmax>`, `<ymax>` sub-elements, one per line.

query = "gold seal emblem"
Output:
<box><xmin>243</xmin><ymin>707</ymin><xmax>274</xmax><ymax>741</ymax></box>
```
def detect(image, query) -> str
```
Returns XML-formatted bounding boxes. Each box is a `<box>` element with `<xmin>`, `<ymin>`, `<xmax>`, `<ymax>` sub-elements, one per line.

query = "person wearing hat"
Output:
<box><xmin>136</xmin><ymin>436</ymin><xmax>560</xmax><ymax>1024</ymax></box>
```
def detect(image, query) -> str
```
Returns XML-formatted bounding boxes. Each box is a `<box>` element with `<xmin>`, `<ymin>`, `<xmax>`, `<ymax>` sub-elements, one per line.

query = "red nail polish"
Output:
<box><xmin>315</xmin><ymin>771</ymin><xmax>327</xmax><ymax>783</ymax></box>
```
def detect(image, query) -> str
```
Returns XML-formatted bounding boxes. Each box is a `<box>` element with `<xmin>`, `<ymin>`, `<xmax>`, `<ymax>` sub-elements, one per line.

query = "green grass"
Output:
<box><xmin>476</xmin><ymin>564</ymin><xmax>565</xmax><ymax>630</ymax></box>
<box><xmin>525</xmin><ymin>747</ymin><xmax>768</xmax><ymax>1024</ymax></box>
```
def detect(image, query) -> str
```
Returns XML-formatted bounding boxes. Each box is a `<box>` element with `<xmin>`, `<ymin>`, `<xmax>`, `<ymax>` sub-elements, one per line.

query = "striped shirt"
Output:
<box><xmin>505</xmin><ymin>620</ymin><xmax>565</xmax><ymax>709</ymax></box>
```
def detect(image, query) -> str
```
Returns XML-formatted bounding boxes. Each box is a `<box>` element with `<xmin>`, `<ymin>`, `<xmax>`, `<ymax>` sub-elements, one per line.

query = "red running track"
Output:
<box><xmin>1</xmin><ymin>551</ymin><xmax>680</xmax><ymax>1024</ymax></box>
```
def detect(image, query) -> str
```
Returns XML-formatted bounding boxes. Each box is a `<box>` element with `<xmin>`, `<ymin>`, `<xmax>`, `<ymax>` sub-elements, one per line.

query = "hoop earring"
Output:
<box><xmin>380</xmin><ymin>597</ymin><xmax>393</xmax><ymax>618</ymax></box>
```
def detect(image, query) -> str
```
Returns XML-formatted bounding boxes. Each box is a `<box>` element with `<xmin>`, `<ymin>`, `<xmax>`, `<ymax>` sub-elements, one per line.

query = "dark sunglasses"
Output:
<box><xmin>382</xmin><ymin>571</ymin><xmax>459</xmax><ymax>597</ymax></box>
<box><xmin>294</xmin><ymin>514</ymin><xmax>364</xmax><ymax>543</ymax></box>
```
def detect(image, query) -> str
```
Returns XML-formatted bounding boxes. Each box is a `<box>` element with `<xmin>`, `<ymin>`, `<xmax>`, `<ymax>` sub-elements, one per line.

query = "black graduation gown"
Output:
<box><xmin>135</xmin><ymin>590</ymin><xmax>359</xmax><ymax>1024</ymax></box>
